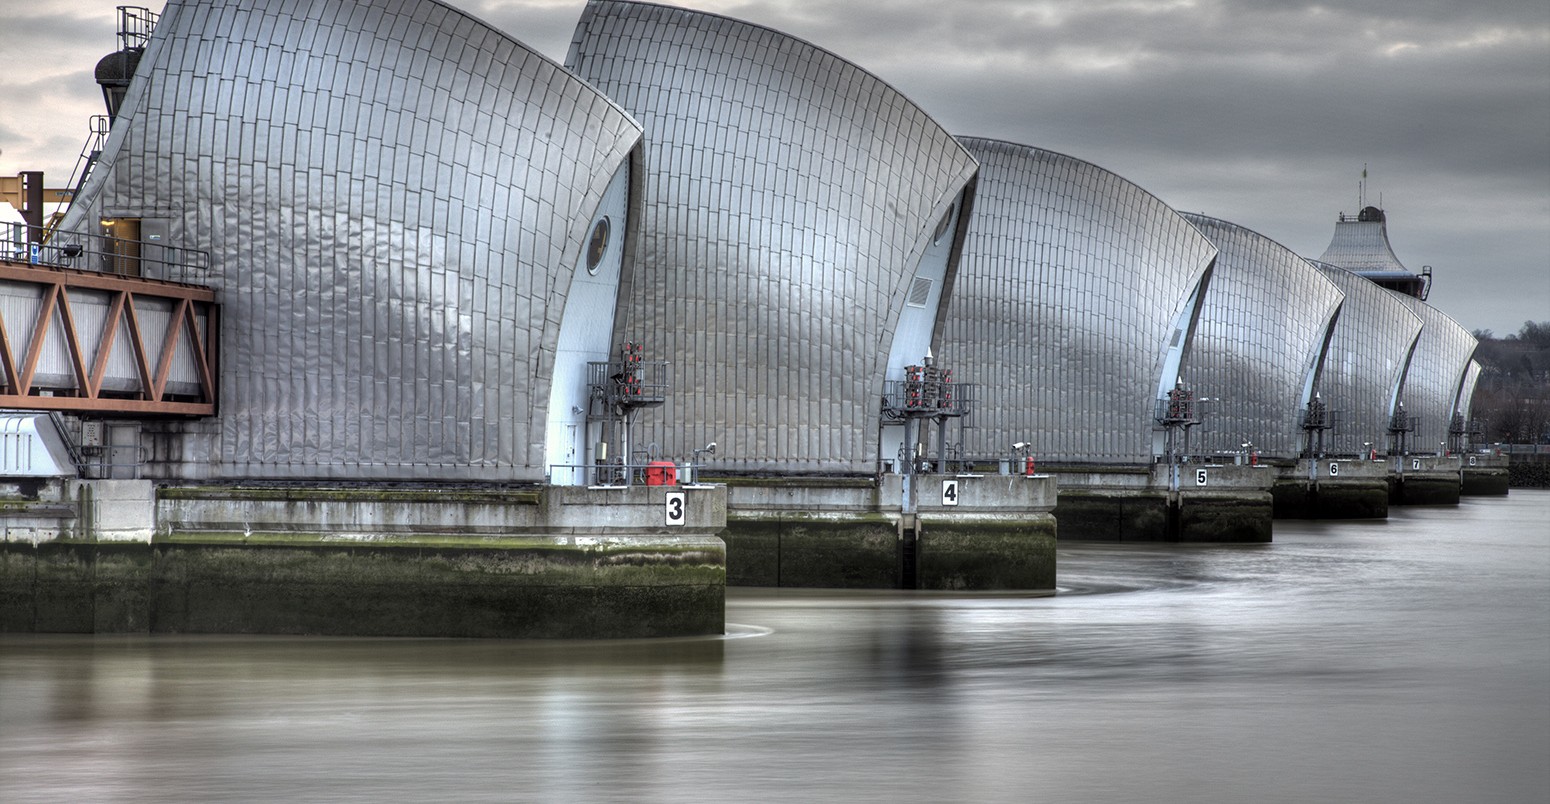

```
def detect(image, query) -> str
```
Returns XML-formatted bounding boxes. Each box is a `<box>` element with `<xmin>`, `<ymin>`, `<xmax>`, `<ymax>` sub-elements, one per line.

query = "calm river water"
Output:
<box><xmin>3</xmin><ymin>491</ymin><xmax>1547</xmax><ymax>803</ymax></box>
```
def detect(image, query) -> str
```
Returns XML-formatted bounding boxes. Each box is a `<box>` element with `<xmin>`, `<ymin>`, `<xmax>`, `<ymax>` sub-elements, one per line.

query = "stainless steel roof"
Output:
<box><xmin>1317</xmin><ymin>207</ymin><xmax>1413</xmax><ymax>278</ymax></box>
<box><xmin>1180</xmin><ymin>214</ymin><xmax>1345</xmax><ymax>458</ymax></box>
<box><xmin>567</xmin><ymin>0</ymin><xmax>978</xmax><ymax>474</ymax></box>
<box><xmin>1310</xmin><ymin>261</ymin><xmax>1425</xmax><ymax>454</ymax></box>
<box><xmin>62</xmin><ymin>0</ymin><xmax>643</xmax><ymax>481</ymax></box>
<box><xmin>1388</xmin><ymin>293</ymin><xmax>1479</xmax><ymax>447</ymax></box>
<box><xmin>944</xmin><ymin>139</ymin><xmax>1216</xmax><ymax>464</ymax></box>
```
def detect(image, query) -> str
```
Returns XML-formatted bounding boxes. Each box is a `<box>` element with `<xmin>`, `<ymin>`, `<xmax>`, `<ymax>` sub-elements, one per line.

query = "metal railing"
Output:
<box><xmin>1301</xmin><ymin>407</ymin><xmax>1340</xmax><ymax>431</ymax></box>
<box><xmin>586</xmin><ymin>358</ymin><xmax>670</xmax><ymax>411</ymax></box>
<box><xmin>2</xmin><ymin>221</ymin><xmax>210</xmax><ymax>284</ymax></box>
<box><xmin>56</xmin><ymin>115</ymin><xmax>112</xmax><ymax>220</ymax></box>
<box><xmin>118</xmin><ymin>6</ymin><xmax>160</xmax><ymax>50</ymax></box>
<box><xmin>1154</xmin><ymin>393</ymin><xmax>1216</xmax><ymax>426</ymax></box>
<box><xmin>881</xmin><ymin>379</ymin><xmax>974</xmax><ymax>418</ymax></box>
<box><xmin>550</xmin><ymin>460</ymin><xmax>713</xmax><ymax>487</ymax></box>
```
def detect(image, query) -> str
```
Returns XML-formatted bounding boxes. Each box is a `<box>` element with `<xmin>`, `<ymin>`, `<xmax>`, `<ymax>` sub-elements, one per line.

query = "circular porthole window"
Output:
<box><xmin>932</xmin><ymin>204</ymin><xmax>955</xmax><ymax>244</ymax></box>
<box><xmin>585</xmin><ymin>217</ymin><xmax>611</xmax><ymax>275</ymax></box>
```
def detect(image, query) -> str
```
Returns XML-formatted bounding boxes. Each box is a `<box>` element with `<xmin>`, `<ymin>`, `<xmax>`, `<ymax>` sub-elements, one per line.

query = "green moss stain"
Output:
<box><xmin>1178</xmin><ymin>496</ymin><xmax>1272</xmax><ymax>542</ymax></box>
<box><xmin>3</xmin><ymin>537</ymin><xmax>725</xmax><ymax>638</ymax></box>
<box><xmin>918</xmin><ymin>516</ymin><xmax>1057</xmax><ymax>591</ymax></box>
<box><xmin>158</xmin><ymin>486</ymin><xmax>543</xmax><ymax>505</ymax></box>
<box><xmin>713</xmin><ymin>476</ymin><xmax>876</xmax><ymax>489</ymax></box>
<box><xmin>1055</xmin><ymin>491</ymin><xmax>1170</xmax><ymax>541</ymax></box>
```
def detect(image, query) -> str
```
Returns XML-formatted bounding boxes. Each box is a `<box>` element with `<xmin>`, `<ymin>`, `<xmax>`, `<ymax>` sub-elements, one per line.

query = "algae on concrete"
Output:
<box><xmin>917</xmin><ymin>515</ymin><xmax>1056</xmax><ymax>591</ymax></box>
<box><xmin>1054</xmin><ymin>490</ymin><xmax>1170</xmax><ymax>541</ymax></box>
<box><xmin>727</xmin><ymin>515</ymin><xmax>898</xmax><ymax>588</ymax></box>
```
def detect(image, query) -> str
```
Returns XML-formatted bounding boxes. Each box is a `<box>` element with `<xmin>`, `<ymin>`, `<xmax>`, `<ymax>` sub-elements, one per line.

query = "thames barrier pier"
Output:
<box><xmin>2</xmin><ymin>479</ymin><xmax>726</xmax><ymax>638</ymax></box>
<box><xmin>1</xmin><ymin>0</ymin><xmax>734</xmax><ymax>638</ymax></box>
<box><xmin>1461</xmin><ymin>452</ymin><xmax>1512</xmax><ymax>496</ymax></box>
<box><xmin>1</xmin><ymin>0</ymin><xmax>1507</xmax><ymax>636</ymax></box>
<box><xmin>1052</xmin><ymin>464</ymin><xmax>1276</xmax><ymax>542</ymax></box>
<box><xmin>1271</xmin><ymin>458</ymin><xmax>1392</xmax><ymax>520</ymax></box>
<box><xmin>567</xmin><ymin>3</ymin><xmax>1061</xmax><ymax>583</ymax></box>
<box><xmin>1316</xmin><ymin>204</ymin><xmax>1481</xmax><ymax>509</ymax></box>
<box><xmin>723</xmin><ymin>473</ymin><xmax>1056</xmax><ymax>590</ymax></box>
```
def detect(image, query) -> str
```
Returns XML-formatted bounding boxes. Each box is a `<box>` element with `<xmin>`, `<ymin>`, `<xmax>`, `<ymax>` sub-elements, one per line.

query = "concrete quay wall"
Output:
<box><xmin>1272</xmin><ymin>459</ymin><xmax>1391</xmax><ymax>519</ymax></box>
<box><xmin>1</xmin><ymin>482</ymin><xmax>727</xmax><ymax>638</ymax></box>
<box><xmin>1460</xmin><ymin>453</ymin><xmax>1510</xmax><ymax>496</ymax></box>
<box><xmin>1389</xmin><ymin>455</ymin><xmax>1463</xmax><ymax>506</ymax></box>
<box><xmin>722</xmin><ymin>474</ymin><xmax>1057</xmax><ymax>591</ymax></box>
<box><xmin>1052</xmin><ymin>463</ymin><xmax>1275</xmax><ymax>542</ymax></box>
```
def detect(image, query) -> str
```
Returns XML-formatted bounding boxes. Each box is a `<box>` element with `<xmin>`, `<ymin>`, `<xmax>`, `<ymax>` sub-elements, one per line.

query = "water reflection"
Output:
<box><xmin>2</xmin><ymin>493</ymin><xmax>1547</xmax><ymax>803</ymax></box>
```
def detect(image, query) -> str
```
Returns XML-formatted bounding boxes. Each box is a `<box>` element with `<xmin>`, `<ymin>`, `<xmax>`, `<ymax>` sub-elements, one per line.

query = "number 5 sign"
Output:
<box><xmin>664</xmin><ymin>491</ymin><xmax>687</xmax><ymax>526</ymax></box>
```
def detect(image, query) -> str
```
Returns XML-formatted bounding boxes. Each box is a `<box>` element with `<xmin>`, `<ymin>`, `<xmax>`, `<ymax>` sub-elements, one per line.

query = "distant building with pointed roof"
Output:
<box><xmin>1317</xmin><ymin>206</ymin><xmax>1430</xmax><ymax>299</ymax></box>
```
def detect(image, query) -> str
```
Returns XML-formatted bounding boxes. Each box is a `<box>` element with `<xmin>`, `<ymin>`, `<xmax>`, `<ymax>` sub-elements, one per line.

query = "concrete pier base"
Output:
<box><xmin>2</xmin><ymin>482</ymin><xmax>727</xmax><ymax>638</ymax></box>
<box><xmin>1052</xmin><ymin>464</ymin><xmax>1275</xmax><ymax>542</ymax></box>
<box><xmin>1460</xmin><ymin>454</ymin><xmax>1510</xmax><ymax>496</ymax></box>
<box><xmin>722</xmin><ymin>474</ymin><xmax>1056</xmax><ymax>591</ymax></box>
<box><xmin>1389</xmin><ymin>455</ymin><xmax>1462</xmax><ymax>506</ymax></box>
<box><xmin>1272</xmin><ymin>459</ymin><xmax>1390</xmax><ymax>519</ymax></box>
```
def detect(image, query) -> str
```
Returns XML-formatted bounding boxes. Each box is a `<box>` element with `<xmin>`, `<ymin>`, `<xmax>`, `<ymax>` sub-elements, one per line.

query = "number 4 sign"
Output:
<box><xmin>941</xmin><ymin>479</ymin><xmax>959</xmax><ymax>506</ymax></box>
<box><xmin>664</xmin><ymin>491</ymin><xmax>686</xmax><ymax>526</ymax></box>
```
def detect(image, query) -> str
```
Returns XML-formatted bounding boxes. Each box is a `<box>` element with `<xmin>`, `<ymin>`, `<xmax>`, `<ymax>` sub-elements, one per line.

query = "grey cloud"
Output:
<box><xmin>4</xmin><ymin>8</ymin><xmax>116</xmax><ymax>48</ymax></box>
<box><xmin>2</xmin><ymin>0</ymin><xmax>1544</xmax><ymax>335</ymax></box>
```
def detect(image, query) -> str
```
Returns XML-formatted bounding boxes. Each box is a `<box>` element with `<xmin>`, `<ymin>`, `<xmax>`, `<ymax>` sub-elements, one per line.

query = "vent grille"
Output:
<box><xmin>906</xmin><ymin>277</ymin><xmax>933</xmax><ymax>307</ymax></box>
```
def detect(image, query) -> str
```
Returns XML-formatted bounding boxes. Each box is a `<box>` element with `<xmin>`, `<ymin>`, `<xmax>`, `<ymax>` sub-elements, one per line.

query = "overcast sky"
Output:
<box><xmin>3</xmin><ymin>0</ymin><xmax>1546</xmax><ymax>335</ymax></box>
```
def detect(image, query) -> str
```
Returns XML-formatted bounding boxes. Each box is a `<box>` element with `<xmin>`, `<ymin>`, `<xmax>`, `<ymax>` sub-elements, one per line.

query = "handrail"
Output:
<box><xmin>117</xmin><ymin>6</ymin><xmax>159</xmax><ymax>51</ymax></box>
<box><xmin>549</xmin><ymin>460</ymin><xmax>709</xmax><ymax>487</ymax></box>
<box><xmin>3</xmin><ymin>221</ymin><xmax>210</xmax><ymax>285</ymax></box>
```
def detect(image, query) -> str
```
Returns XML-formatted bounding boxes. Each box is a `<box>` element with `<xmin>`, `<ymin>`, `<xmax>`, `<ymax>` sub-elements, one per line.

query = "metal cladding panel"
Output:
<box><xmin>1312</xmin><ymin>262</ymin><xmax>1424</xmax><ymax>454</ymax></box>
<box><xmin>944</xmin><ymin>139</ymin><xmax>1216</xmax><ymax>464</ymax></box>
<box><xmin>62</xmin><ymin>0</ymin><xmax>643</xmax><ymax>481</ymax></box>
<box><xmin>1388</xmin><ymin>293</ymin><xmax>1479</xmax><ymax>447</ymax></box>
<box><xmin>567</xmin><ymin>1</ymin><xmax>978</xmax><ymax>474</ymax></box>
<box><xmin>1179</xmin><ymin>214</ymin><xmax>1344</xmax><ymax>459</ymax></box>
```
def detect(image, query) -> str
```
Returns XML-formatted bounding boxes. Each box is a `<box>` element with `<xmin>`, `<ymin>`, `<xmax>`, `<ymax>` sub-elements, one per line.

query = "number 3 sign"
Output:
<box><xmin>664</xmin><ymin>491</ymin><xmax>686</xmax><ymax>526</ymax></box>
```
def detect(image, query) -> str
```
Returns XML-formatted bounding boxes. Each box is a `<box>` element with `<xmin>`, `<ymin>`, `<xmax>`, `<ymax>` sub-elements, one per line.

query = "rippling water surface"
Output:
<box><xmin>3</xmin><ymin>492</ymin><xmax>1548</xmax><ymax>803</ymax></box>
